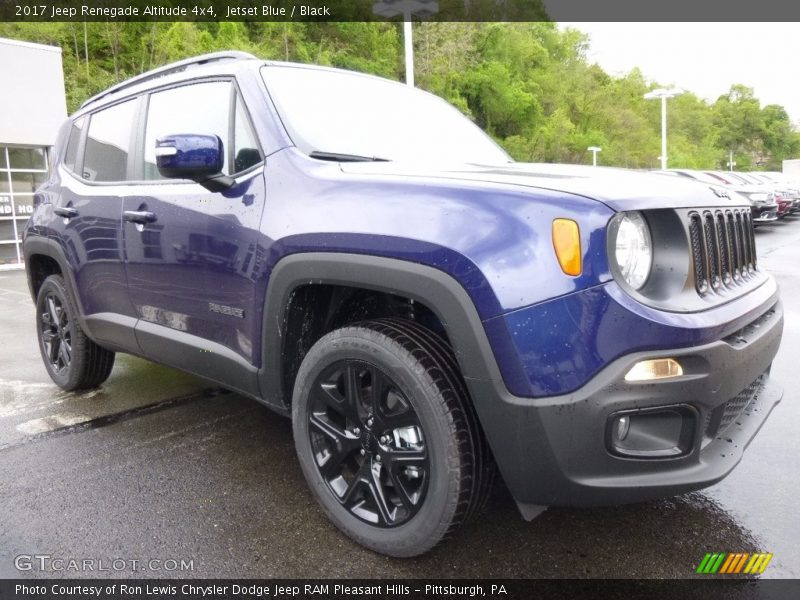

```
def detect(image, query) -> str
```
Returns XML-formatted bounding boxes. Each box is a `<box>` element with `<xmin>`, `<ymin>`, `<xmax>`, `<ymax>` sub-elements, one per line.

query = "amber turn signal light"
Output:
<box><xmin>552</xmin><ymin>219</ymin><xmax>582</xmax><ymax>276</ymax></box>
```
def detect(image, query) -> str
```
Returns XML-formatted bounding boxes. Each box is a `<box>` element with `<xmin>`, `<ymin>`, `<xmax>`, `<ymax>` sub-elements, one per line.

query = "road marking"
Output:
<box><xmin>0</xmin><ymin>388</ymin><xmax>225</xmax><ymax>452</ymax></box>
<box><xmin>0</xmin><ymin>380</ymin><xmax>66</xmax><ymax>417</ymax></box>
<box><xmin>16</xmin><ymin>413</ymin><xmax>91</xmax><ymax>435</ymax></box>
<box><xmin>0</xmin><ymin>396</ymin><xmax>66</xmax><ymax>418</ymax></box>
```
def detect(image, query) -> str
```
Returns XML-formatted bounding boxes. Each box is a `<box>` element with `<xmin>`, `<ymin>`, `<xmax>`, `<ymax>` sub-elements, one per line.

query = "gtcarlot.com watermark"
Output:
<box><xmin>14</xmin><ymin>554</ymin><xmax>194</xmax><ymax>573</ymax></box>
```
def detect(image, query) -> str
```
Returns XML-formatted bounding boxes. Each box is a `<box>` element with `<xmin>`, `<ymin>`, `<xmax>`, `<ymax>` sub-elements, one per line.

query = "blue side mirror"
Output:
<box><xmin>155</xmin><ymin>134</ymin><xmax>233</xmax><ymax>191</ymax></box>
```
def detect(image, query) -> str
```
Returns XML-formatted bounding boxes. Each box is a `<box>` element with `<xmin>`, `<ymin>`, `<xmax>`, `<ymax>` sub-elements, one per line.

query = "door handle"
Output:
<box><xmin>123</xmin><ymin>210</ymin><xmax>157</xmax><ymax>225</ymax></box>
<box><xmin>54</xmin><ymin>206</ymin><xmax>78</xmax><ymax>219</ymax></box>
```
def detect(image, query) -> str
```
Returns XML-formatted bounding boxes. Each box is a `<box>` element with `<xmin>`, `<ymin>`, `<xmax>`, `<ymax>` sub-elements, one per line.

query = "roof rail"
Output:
<box><xmin>80</xmin><ymin>51</ymin><xmax>258</xmax><ymax>109</ymax></box>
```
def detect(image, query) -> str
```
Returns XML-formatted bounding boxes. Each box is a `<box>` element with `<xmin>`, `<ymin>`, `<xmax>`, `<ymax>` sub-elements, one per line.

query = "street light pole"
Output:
<box><xmin>660</xmin><ymin>95</ymin><xmax>667</xmax><ymax>171</ymax></box>
<box><xmin>587</xmin><ymin>146</ymin><xmax>601</xmax><ymax>166</ymax></box>
<box><xmin>373</xmin><ymin>0</ymin><xmax>439</xmax><ymax>88</ymax></box>
<box><xmin>403</xmin><ymin>17</ymin><xmax>414</xmax><ymax>87</ymax></box>
<box><xmin>644</xmin><ymin>88</ymin><xmax>683</xmax><ymax>170</ymax></box>
<box><xmin>727</xmin><ymin>150</ymin><xmax>736</xmax><ymax>172</ymax></box>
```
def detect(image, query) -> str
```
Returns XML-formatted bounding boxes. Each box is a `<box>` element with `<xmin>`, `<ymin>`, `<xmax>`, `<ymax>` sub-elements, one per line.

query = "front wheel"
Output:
<box><xmin>35</xmin><ymin>274</ymin><xmax>115</xmax><ymax>391</ymax></box>
<box><xmin>292</xmin><ymin>318</ymin><xmax>492</xmax><ymax>557</ymax></box>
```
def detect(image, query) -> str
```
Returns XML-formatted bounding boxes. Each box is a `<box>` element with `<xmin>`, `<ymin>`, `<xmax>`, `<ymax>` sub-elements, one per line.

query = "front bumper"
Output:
<box><xmin>752</xmin><ymin>204</ymin><xmax>779</xmax><ymax>223</ymax></box>
<box><xmin>470</xmin><ymin>297</ymin><xmax>783</xmax><ymax>507</ymax></box>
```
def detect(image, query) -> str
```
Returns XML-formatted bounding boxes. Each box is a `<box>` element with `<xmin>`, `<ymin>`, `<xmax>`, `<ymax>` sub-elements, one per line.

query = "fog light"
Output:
<box><xmin>614</xmin><ymin>415</ymin><xmax>630</xmax><ymax>442</ymax></box>
<box><xmin>607</xmin><ymin>406</ymin><xmax>697</xmax><ymax>459</ymax></box>
<box><xmin>625</xmin><ymin>358</ymin><xmax>683</xmax><ymax>382</ymax></box>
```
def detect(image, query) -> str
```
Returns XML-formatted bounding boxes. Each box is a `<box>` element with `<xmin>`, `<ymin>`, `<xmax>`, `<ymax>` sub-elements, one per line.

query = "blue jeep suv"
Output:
<box><xmin>23</xmin><ymin>52</ymin><xmax>783</xmax><ymax>557</ymax></box>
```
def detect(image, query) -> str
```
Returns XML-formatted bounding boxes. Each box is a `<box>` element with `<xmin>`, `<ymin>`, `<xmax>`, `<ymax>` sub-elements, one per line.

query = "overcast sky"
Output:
<box><xmin>561</xmin><ymin>23</ymin><xmax>799</xmax><ymax>124</ymax></box>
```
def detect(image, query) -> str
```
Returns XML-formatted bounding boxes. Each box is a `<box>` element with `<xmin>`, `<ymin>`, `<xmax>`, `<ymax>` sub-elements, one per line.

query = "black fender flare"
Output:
<box><xmin>22</xmin><ymin>236</ymin><xmax>87</xmax><ymax>322</ymax></box>
<box><xmin>258</xmin><ymin>252</ymin><xmax>508</xmax><ymax>409</ymax></box>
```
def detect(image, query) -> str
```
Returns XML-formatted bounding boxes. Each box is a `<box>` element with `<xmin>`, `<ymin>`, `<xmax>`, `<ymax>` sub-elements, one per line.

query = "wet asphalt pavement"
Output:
<box><xmin>0</xmin><ymin>221</ymin><xmax>798</xmax><ymax>580</ymax></box>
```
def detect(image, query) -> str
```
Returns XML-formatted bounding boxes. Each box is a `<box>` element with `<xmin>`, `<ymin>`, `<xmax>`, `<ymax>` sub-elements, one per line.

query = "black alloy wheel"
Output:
<box><xmin>292</xmin><ymin>318</ymin><xmax>495</xmax><ymax>557</ymax></box>
<box><xmin>308</xmin><ymin>359</ymin><xmax>429</xmax><ymax>527</ymax></box>
<box><xmin>35</xmin><ymin>275</ymin><xmax>115</xmax><ymax>391</ymax></box>
<box><xmin>40</xmin><ymin>292</ymin><xmax>72</xmax><ymax>375</ymax></box>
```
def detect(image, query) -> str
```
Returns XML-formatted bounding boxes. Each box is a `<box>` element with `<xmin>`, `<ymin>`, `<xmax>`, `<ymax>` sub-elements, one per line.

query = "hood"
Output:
<box><xmin>339</xmin><ymin>162</ymin><xmax>747</xmax><ymax>211</ymax></box>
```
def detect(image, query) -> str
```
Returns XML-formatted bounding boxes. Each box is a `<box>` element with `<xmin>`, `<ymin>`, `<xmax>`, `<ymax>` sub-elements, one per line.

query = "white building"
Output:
<box><xmin>0</xmin><ymin>38</ymin><xmax>67</xmax><ymax>267</ymax></box>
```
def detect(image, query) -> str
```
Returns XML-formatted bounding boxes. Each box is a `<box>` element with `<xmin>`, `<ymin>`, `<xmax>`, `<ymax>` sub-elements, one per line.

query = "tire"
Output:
<box><xmin>292</xmin><ymin>318</ymin><xmax>494</xmax><ymax>557</ymax></box>
<box><xmin>35</xmin><ymin>274</ymin><xmax>115</xmax><ymax>391</ymax></box>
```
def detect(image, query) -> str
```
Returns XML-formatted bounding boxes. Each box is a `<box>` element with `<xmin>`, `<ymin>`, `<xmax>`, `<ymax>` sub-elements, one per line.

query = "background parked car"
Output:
<box><xmin>755</xmin><ymin>172</ymin><xmax>800</xmax><ymax>214</ymax></box>
<box><xmin>708</xmin><ymin>172</ymin><xmax>791</xmax><ymax>219</ymax></box>
<box><xmin>666</xmin><ymin>169</ymin><xmax>779</xmax><ymax>225</ymax></box>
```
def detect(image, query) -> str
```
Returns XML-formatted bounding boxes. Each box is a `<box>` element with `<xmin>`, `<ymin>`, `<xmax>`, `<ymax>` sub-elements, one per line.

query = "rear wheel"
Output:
<box><xmin>36</xmin><ymin>275</ymin><xmax>115</xmax><ymax>391</ymax></box>
<box><xmin>292</xmin><ymin>318</ymin><xmax>493</xmax><ymax>557</ymax></box>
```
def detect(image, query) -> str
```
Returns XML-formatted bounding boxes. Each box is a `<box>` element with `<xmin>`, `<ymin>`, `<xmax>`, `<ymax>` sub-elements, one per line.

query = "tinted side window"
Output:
<box><xmin>83</xmin><ymin>100</ymin><xmax>137</xmax><ymax>182</ymax></box>
<box><xmin>63</xmin><ymin>117</ymin><xmax>85</xmax><ymax>173</ymax></box>
<box><xmin>144</xmin><ymin>81</ymin><xmax>231</xmax><ymax>180</ymax></box>
<box><xmin>234</xmin><ymin>95</ymin><xmax>262</xmax><ymax>173</ymax></box>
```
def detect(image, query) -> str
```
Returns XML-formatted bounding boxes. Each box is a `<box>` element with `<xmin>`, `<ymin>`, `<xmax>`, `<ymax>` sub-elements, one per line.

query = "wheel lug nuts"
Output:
<box><xmin>367</xmin><ymin>417</ymin><xmax>374</xmax><ymax>427</ymax></box>
<box><xmin>375</xmin><ymin>455</ymin><xmax>382</xmax><ymax>463</ymax></box>
<box><xmin>353</xmin><ymin>427</ymin><xmax>360</xmax><ymax>435</ymax></box>
<box><xmin>360</xmin><ymin>449</ymin><xmax>366</xmax><ymax>455</ymax></box>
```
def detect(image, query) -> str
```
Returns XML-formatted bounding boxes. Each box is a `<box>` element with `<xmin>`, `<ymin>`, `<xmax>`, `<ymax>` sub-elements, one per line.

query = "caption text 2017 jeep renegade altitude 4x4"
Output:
<box><xmin>24</xmin><ymin>52</ymin><xmax>783</xmax><ymax>557</ymax></box>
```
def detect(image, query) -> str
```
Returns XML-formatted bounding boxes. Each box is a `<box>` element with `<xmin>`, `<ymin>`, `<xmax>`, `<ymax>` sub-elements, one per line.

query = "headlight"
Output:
<box><xmin>610</xmin><ymin>211</ymin><xmax>652</xmax><ymax>290</ymax></box>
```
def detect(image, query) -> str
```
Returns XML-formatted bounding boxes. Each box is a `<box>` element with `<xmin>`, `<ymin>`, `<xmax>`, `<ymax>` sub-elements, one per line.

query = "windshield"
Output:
<box><xmin>261</xmin><ymin>65</ymin><xmax>511</xmax><ymax>165</ymax></box>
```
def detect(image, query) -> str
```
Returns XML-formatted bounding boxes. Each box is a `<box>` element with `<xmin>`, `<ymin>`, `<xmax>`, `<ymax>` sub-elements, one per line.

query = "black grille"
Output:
<box><xmin>688</xmin><ymin>215</ymin><xmax>706</xmax><ymax>293</ymax></box>
<box><xmin>703</xmin><ymin>214</ymin><xmax>721</xmax><ymax>289</ymax></box>
<box><xmin>716</xmin><ymin>213</ymin><xmax>731</xmax><ymax>285</ymax></box>
<box><xmin>690</xmin><ymin>209</ymin><xmax>757</xmax><ymax>295</ymax></box>
<box><xmin>703</xmin><ymin>374</ymin><xmax>765</xmax><ymax>441</ymax></box>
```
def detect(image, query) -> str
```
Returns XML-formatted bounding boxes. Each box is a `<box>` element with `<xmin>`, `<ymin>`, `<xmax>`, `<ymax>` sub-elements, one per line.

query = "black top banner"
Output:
<box><xmin>2</xmin><ymin>0</ymin><xmax>800</xmax><ymax>22</ymax></box>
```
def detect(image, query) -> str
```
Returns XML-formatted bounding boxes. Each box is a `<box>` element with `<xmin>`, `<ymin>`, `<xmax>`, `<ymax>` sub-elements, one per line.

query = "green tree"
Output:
<box><xmin>0</xmin><ymin>21</ymin><xmax>796</xmax><ymax>169</ymax></box>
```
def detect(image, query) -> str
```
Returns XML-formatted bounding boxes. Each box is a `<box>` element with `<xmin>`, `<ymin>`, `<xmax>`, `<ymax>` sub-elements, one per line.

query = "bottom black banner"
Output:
<box><xmin>1</xmin><ymin>579</ymin><xmax>799</xmax><ymax>600</ymax></box>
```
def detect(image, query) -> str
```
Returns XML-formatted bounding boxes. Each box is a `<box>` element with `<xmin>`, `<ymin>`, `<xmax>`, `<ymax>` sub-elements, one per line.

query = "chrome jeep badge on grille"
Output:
<box><xmin>710</xmin><ymin>186</ymin><xmax>730</xmax><ymax>199</ymax></box>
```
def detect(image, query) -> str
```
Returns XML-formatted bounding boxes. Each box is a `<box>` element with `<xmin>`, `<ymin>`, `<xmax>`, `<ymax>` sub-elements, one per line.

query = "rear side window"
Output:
<box><xmin>143</xmin><ymin>81</ymin><xmax>232</xmax><ymax>180</ymax></box>
<box><xmin>63</xmin><ymin>117</ymin><xmax>85</xmax><ymax>173</ymax></box>
<box><xmin>83</xmin><ymin>100</ymin><xmax>137</xmax><ymax>182</ymax></box>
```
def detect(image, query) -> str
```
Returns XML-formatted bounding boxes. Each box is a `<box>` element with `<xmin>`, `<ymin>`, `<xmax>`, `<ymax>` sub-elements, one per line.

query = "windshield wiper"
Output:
<box><xmin>309</xmin><ymin>150</ymin><xmax>390</xmax><ymax>162</ymax></box>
